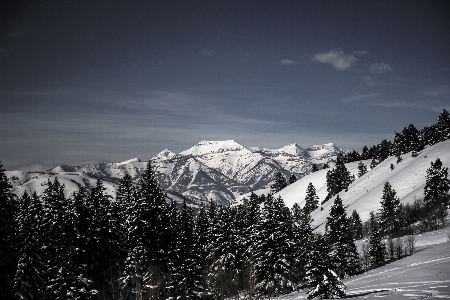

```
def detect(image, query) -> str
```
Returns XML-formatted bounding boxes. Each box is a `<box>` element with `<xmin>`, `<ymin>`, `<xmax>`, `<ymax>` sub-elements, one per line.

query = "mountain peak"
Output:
<box><xmin>152</xmin><ymin>149</ymin><xmax>178</xmax><ymax>161</ymax></box>
<box><xmin>117</xmin><ymin>157</ymin><xmax>141</xmax><ymax>165</ymax></box>
<box><xmin>180</xmin><ymin>140</ymin><xmax>251</xmax><ymax>156</ymax></box>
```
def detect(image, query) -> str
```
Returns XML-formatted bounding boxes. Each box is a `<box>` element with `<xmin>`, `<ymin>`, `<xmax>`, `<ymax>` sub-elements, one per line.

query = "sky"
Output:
<box><xmin>1</xmin><ymin>0</ymin><xmax>449</xmax><ymax>170</ymax></box>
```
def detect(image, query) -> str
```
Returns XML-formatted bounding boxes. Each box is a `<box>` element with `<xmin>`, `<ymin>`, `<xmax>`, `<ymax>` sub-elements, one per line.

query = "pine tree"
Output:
<box><xmin>167</xmin><ymin>199</ymin><xmax>203</xmax><ymax>300</ymax></box>
<box><xmin>311</xmin><ymin>164</ymin><xmax>320</xmax><ymax>173</ymax></box>
<box><xmin>289</xmin><ymin>174</ymin><xmax>297</xmax><ymax>184</ymax></box>
<box><xmin>367</xmin><ymin>213</ymin><xmax>386</xmax><ymax>268</ymax></box>
<box><xmin>349</xmin><ymin>210</ymin><xmax>363</xmax><ymax>240</ymax></box>
<box><xmin>304</xmin><ymin>182</ymin><xmax>319</xmax><ymax>214</ymax></box>
<box><xmin>325</xmin><ymin>196</ymin><xmax>359</xmax><ymax>279</ymax></box>
<box><xmin>270</xmin><ymin>172</ymin><xmax>288</xmax><ymax>193</ymax></box>
<box><xmin>0</xmin><ymin>161</ymin><xmax>17</xmax><ymax>299</ymax></box>
<box><xmin>357</xmin><ymin>162</ymin><xmax>368</xmax><ymax>177</ymax></box>
<box><xmin>379</xmin><ymin>182</ymin><xmax>402</xmax><ymax>237</ymax></box>
<box><xmin>305</xmin><ymin>235</ymin><xmax>346</xmax><ymax>300</ymax></box>
<box><xmin>437</xmin><ymin>109</ymin><xmax>450</xmax><ymax>142</ymax></box>
<box><xmin>13</xmin><ymin>191</ymin><xmax>45</xmax><ymax>300</ymax></box>
<box><xmin>291</xmin><ymin>203</ymin><xmax>313</xmax><ymax>287</ymax></box>
<box><xmin>252</xmin><ymin>195</ymin><xmax>294</xmax><ymax>298</ymax></box>
<box><xmin>324</xmin><ymin>155</ymin><xmax>353</xmax><ymax>202</ymax></box>
<box><xmin>424</xmin><ymin>158</ymin><xmax>450</xmax><ymax>228</ymax></box>
<box><xmin>206</xmin><ymin>206</ymin><xmax>241</xmax><ymax>299</ymax></box>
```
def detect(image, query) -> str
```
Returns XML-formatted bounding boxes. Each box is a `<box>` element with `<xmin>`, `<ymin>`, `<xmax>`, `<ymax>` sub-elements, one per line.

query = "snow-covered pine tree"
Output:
<box><xmin>206</xmin><ymin>206</ymin><xmax>242</xmax><ymax>299</ymax></box>
<box><xmin>289</xmin><ymin>174</ymin><xmax>297</xmax><ymax>184</ymax></box>
<box><xmin>349</xmin><ymin>210</ymin><xmax>363</xmax><ymax>240</ymax></box>
<box><xmin>357</xmin><ymin>161</ymin><xmax>368</xmax><ymax>177</ymax></box>
<box><xmin>121</xmin><ymin>161</ymin><xmax>171</xmax><ymax>299</ymax></box>
<box><xmin>424</xmin><ymin>158</ymin><xmax>450</xmax><ymax>228</ymax></box>
<box><xmin>379</xmin><ymin>182</ymin><xmax>402</xmax><ymax>237</ymax></box>
<box><xmin>437</xmin><ymin>109</ymin><xmax>450</xmax><ymax>142</ymax></box>
<box><xmin>0</xmin><ymin>161</ymin><xmax>17</xmax><ymax>299</ymax></box>
<box><xmin>324</xmin><ymin>155</ymin><xmax>353</xmax><ymax>203</ymax></box>
<box><xmin>252</xmin><ymin>194</ymin><xmax>294</xmax><ymax>298</ymax></box>
<box><xmin>305</xmin><ymin>235</ymin><xmax>346</xmax><ymax>300</ymax></box>
<box><xmin>167</xmin><ymin>199</ymin><xmax>203</xmax><ymax>300</ymax></box>
<box><xmin>304</xmin><ymin>182</ymin><xmax>319</xmax><ymax>214</ymax></box>
<box><xmin>325</xmin><ymin>196</ymin><xmax>359</xmax><ymax>279</ymax></box>
<box><xmin>270</xmin><ymin>172</ymin><xmax>288</xmax><ymax>193</ymax></box>
<box><xmin>13</xmin><ymin>191</ymin><xmax>45</xmax><ymax>300</ymax></box>
<box><xmin>291</xmin><ymin>203</ymin><xmax>314</xmax><ymax>287</ymax></box>
<box><xmin>367</xmin><ymin>213</ymin><xmax>386</xmax><ymax>268</ymax></box>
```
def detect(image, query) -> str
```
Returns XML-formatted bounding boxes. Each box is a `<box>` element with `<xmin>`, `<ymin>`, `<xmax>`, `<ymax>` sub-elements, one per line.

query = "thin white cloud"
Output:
<box><xmin>341</xmin><ymin>93</ymin><xmax>378</xmax><ymax>103</ymax></box>
<box><xmin>369</xmin><ymin>62</ymin><xmax>393</xmax><ymax>74</ymax></box>
<box><xmin>280</xmin><ymin>59</ymin><xmax>298</xmax><ymax>65</ymax></box>
<box><xmin>312</xmin><ymin>50</ymin><xmax>364</xmax><ymax>71</ymax></box>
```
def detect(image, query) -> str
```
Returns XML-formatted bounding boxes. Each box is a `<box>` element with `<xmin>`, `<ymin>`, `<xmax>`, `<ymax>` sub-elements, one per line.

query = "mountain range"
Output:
<box><xmin>6</xmin><ymin>140</ymin><xmax>345</xmax><ymax>205</ymax></box>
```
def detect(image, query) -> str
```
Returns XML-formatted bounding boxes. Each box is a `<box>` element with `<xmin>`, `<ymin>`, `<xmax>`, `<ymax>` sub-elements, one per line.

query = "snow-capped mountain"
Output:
<box><xmin>6</xmin><ymin>140</ymin><xmax>345</xmax><ymax>205</ymax></box>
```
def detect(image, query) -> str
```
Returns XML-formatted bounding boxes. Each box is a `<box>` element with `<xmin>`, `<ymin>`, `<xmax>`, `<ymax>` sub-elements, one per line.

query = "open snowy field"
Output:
<box><xmin>277</xmin><ymin>228</ymin><xmax>450</xmax><ymax>299</ymax></box>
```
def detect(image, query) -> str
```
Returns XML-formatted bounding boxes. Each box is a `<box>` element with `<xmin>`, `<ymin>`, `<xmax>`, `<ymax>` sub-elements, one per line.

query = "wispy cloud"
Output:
<box><xmin>369</xmin><ymin>62</ymin><xmax>393</xmax><ymax>74</ymax></box>
<box><xmin>341</xmin><ymin>93</ymin><xmax>378</xmax><ymax>103</ymax></box>
<box><xmin>279</xmin><ymin>59</ymin><xmax>298</xmax><ymax>65</ymax></box>
<box><xmin>312</xmin><ymin>50</ymin><xmax>365</xmax><ymax>71</ymax></box>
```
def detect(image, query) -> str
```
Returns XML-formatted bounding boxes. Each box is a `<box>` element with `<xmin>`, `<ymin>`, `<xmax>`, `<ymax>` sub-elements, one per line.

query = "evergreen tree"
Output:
<box><xmin>423</xmin><ymin>158</ymin><xmax>450</xmax><ymax>228</ymax></box>
<box><xmin>13</xmin><ymin>191</ymin><xmax>45</xmax><ymax>300</ymax></box>
<box><xmin>303</xmin><ymin>182</ymin><xmax>319</xmax><ymax>214</ymax></box>
<box><xmin>167</xmin><ymin>199</ymin><xmax>203</xmax><ymax>300</ymax></box>
<box><xmin>367</xmin><ymin>213</ymin><xmax>386</xmax><ymax>268</ymax></box>
<box><xmin>291</xmin><ymin>203</ymin><xmax>313</xmax><ymax>287</ymax></box>
<box><xmin>121</xmin><ymin>161</ymin><xmax>170</xmax><ymax>299</ymax></box>
<box><xmin>325</xmin><ymin>196</ymin><xmax>359</xmax><ymax>279</ymax></box>
<box><xmin>324</xmin><ymin>155</ymin><xmax>353</xmax><ymax>202</ymax></box>
<box><xmin>310</xmin><ymin>164</ymin><xmax>320</xmax><ymax>173</ymax></box>
<box><xmin>206</xmin><ymin>206</ymin><xmax>241</xmax><ymax>299</ymax></box>
<box><xmin>357</xmin><ymin>162</ymin><xmax>368</xmax><ymax>177</ymax></box>
<box><xmin>288</xmin><ymin>174</ymin><xmax>297</xmax><ymax>185</ymax></box>
<box><xmin>349</xmin><ymin>210</ymin><xmax>363</xmax><ymax>240</ymax></box>
<box><xmin>436</xmin><ymin>109</ymin><xmax>450</xmax><ymax>142</ymax></box>
<box><xmin>305</xmin><ymin>235</ymin><xmax>346</xmax><ymax>300</ymax></box>
<box><xmin>270</xmin><ymin>172</ymin><xmax>288</xmax><ymax>193</ymax></box>
<box><xmin>252</xmin><ymin>195</ymin><xmax>294</xmax><ymax>298</ymax></box>
<box><xmin>370</xmin><ymin>158</ymin><xmax>378</xmax><ymax>169</ymax></box>
<box><xmin>0</xmin><ymin>161</ymin><xmax>17</xmax><ymax>299</ymax></box>
<box><xmin>379</xmin><ymin>182</ymin><xmax>402</xmax><ymax>237</ymax></box>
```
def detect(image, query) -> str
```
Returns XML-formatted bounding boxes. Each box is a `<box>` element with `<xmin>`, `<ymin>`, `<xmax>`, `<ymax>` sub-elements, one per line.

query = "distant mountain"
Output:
<box><xmin>6</xmin><ymin>140</ymin><xmax>346</xmax><ymax>205</ymax></box>
<box><xmin>237</xmin><ymin>139</ymin><xmax>450</xmax><ymax>232</ymax></box>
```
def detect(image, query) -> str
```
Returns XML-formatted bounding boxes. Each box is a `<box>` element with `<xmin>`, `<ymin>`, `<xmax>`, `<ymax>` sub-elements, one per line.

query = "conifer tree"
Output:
<box><xmin>349</xmin><ymin>210</ymin><xmax>363</xmax><ymax>240</ymax></box>
<box><xmin>252</xmin><ymin>195</ymin><xmax>294</xmax><ymax>298</ymax></box>
<box><xmin>325</xmin><ymin>155</ymin><xmax>353</xmax><ymax>202</ymax></box>
<box><xmin>367</xmin><ymin>213</ymin><xmax>386</xmax><ymax>268</ymax></box>
<box><xmin>270</xmin><ymin>172</ymin><xmax>288</xmax><ymax>193</ymax></box>
<box><xmin>357</xmin><ymin>162</ymin><xmax>368</xmax><ymax>177</ymax></box>
<box><xmin>437</xmin><ymin>109</ymin><xmax>450</xmax><ymax>142</ymax></box>
<box><xmin>288</xmin><ymin>174</ymin><xmax>297</xmax><ymax>184</ymax></box>
<box><xmin>206</xmin><ymin>206</ymin><xmax>241</xmax><ymax>299</ymax></box>
<box><xmin>379</xmin><ymin>182</ymin><xmax>402</xmax><ymax>237</ymax></box>
<box><xmin>311</xmin><ymin>164</ymin><xmax>320</xmax><ymax>173</ymax></box>
<box><xmin>325</xmin><ymin>196</ymin><xmax>359</xmax><ymax>278</ymax></box>
<box><xmin>14</xmin><ymin>191</ymin><xmax>45</xmax><ymax>300</ymax></box>
<box><xmin>305</xmin><ymin>235</ymin><xmax>346</xmax><ymax>300</ymax></box>
<box><xmin>424</xmin><ymin>158</ymin><xmax>450</xmax><ymax>228</ymax></box>
<box><xmin>167</xmin><ymin>199</ymin><xmax>203</xmax><ymax>300</ymax></box>
<box><xmin>291</xmin><ymin>203</ymin><xmax>313</xmax><ymax>286</ymax></box>
<box><xmin>0</xmin><ymin>161</ymin><xmax>17</xmax><ymax>299</ymax></box>
<box><xmin>304</xmin><ymin>182</ymin><xmax>319</xmax><ymax>214</ymax></box>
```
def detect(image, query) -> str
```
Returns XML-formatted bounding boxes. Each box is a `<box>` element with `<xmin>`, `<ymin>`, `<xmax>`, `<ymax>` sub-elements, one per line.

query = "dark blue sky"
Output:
<box><xmin>1</xmin><ymin>0</ymin><xmax>449</xmax><ymax>169</ymax></box>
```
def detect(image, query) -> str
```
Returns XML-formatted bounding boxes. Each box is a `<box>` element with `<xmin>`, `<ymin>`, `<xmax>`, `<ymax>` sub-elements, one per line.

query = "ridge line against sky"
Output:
<box><xmin>1</xmin><ymin>0</ymin><xmax>449</xmax><ymax>170</ymax></box>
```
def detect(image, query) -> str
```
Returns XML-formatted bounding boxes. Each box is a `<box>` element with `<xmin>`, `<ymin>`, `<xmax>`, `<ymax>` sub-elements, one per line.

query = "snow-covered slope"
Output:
<box><xmin>271</xmin><ymin>140</ymin><xmax>450</xmax><ymax>232</ymax></box>
<box><xmin>6</xmin><ymin>140</ymin><xmax>344</xmax><ymax>205</ymax></box>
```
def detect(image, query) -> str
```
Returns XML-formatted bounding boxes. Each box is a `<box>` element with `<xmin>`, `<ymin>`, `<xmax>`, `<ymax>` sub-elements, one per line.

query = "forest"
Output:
<box><xmin>1</xmin><ymin>109</ymin><xmax>449</xmax><ymax>300</ymax></box>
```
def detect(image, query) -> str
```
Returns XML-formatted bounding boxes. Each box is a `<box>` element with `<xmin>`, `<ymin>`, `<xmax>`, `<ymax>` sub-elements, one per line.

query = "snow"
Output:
<box><xmin>274</xmin><ymin>140</ymin><xmax>450</xmax><ymax>232</ymax></box>
<box><xmin>180</xmin><ymin>140</ymin><xmax>252</xmax><ymax>156</ymax></box>
<box><xmin>275</xmin><ymin>229</ymin><xmax>450</xmax><ymax>300</ymax></box>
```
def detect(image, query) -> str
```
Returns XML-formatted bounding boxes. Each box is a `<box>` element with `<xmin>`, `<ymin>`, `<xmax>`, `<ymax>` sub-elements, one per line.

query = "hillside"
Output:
<box><xmin>6</xmin><ymin>140</ymin><xmax>345</xmax><ymax>205</ymax></box>
<box><xmin>267</xmin><ymin>140</ymin><xmax>450</xmax><ymax>232</ymax></box>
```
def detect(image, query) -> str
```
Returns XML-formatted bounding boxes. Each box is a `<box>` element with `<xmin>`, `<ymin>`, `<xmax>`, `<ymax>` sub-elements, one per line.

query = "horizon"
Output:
<box><xmin>1</xmin><ymin>1</ymin><xmax>449</xmax><ymax>170</ymax></box>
